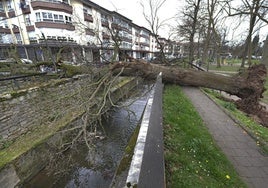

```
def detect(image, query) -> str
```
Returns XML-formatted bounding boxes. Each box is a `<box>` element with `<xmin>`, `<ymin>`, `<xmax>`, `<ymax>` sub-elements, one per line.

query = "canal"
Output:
<box><xmin>23</xmin><ymin>84</ymin><xmax>151</xmax><ymax>188</ymax></box>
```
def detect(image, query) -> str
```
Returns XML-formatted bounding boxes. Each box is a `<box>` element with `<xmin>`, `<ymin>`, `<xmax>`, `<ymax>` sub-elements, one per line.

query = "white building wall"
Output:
<box><xmin>70</xmin><ymin>0</ymin><xmax>85</xmax><ymax>45</ymax></box>
<box><xmin>0</xmin><ymin>0</ymin><xmax>173</xmax><ymax>61</ymax></box>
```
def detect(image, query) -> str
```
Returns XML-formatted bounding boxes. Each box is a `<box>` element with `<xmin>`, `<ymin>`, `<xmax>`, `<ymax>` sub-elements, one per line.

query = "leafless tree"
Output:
<box><xmin>226</xmin><ymin>0</ymin><xmax>268</xmax><ymax>67</ymax></box>
<box><xmin>177</xmin><ymin>0</ymin><xmax>203</xmax><ymax>64</ymax></box>
<box><xmin>178</xmin><ymin>0</ymin><xmax>230</xmax><ymax>69</ymax></box>
<box><xmin>140</xmin><ymin>0</ymin><xmax>170</xmax><ymax>63</ymax></box>
<box><xmin>199</xmin><ymin>0</ymin><xmax>229</xmax><ymax>70</ymax></box>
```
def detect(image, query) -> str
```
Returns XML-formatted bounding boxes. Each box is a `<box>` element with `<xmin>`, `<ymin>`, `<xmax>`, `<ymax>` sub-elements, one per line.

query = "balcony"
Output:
<box><xmin>101</xmin><ymin>21</ymin><xmax>109</xmax><ymax>28</ymax></box>
<box><xmin>35</xmin><ymin>22</ymin><xmax>75</xmax><ymax>31</ymax></box>
<box><xmin>26</xmin><ymin>25</ymin><xmax>35</xmax><ymax>31</ymax></box>
<box><xmin>0</xmin><ymin>12</ymin><xmax>6</xmax><ymax>17</ymax></box>
<box><xmin>85</xmin><ymin>28</ymin><xmax>95</xmax><ymax>36</ymax></box>
<box><xmin>31</xmin><ymin>1</ymin><xmax>72</xmax><ymax>14</ymax></box>
<box><xmin>140</xmin><ymin>42</ymin><xmax>150</xmax><ymax>47</ymax></box>
<box><xmin>102</xmin><ymin>32</ymin><xmax>110</xmax><ymax>39</ymax></box>
<box><xmin>12</xmin><ymin>28</ymin><xmax>20</xmax><ymax>33</ymax></box>
<box><xmin>84</xmin><ymin>13</ymin><xmax>93</xmax><ymax>22</ymax></box>
<box><xmin>21</xmin><ymin>5</ymin><xmax>31</xmax><ymax>14</ymax></box>
<box><xmin>8</xmin><ymin>11</ymin><xmax>16</xmax><ymax>18</ymax></box>
<box><xmin>121</xmin><ymin>26</ymin><xmax>131</xmax><ymax>34</ymax></box>
<box><xmin>111</xmin><ymin>23</ymin><xmax>121</xmax><ymax>30</ymax></box>
<box><xmin>0</xmin><ymin>27</ymin><xmax>11</xmax><ymax>34</ymax></box>
<box><xmin>121</xmin><ymin>36</ymin><xmax>132</xmax><ymax>43</ymax></box>
<box><xmin>140</xmin><ymin>34</ymin><xmax>150</xmax><ymax>39</ymax></box>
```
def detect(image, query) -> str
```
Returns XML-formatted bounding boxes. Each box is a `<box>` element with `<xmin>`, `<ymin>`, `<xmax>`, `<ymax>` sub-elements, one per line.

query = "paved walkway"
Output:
<box><xmin>182</xmin><ymin>87</ymin><xmax>268</xmax><ymax>188</ymax></box>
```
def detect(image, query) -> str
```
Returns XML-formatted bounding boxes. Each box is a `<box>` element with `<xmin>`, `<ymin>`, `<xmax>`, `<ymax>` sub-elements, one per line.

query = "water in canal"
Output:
<box><xmin>24</xmin><ymin>84</ymin><xmax>151</xmax><ymax>188</ymax></box>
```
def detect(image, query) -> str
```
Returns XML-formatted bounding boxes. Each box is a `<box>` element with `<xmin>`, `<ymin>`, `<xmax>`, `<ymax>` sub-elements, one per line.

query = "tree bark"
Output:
<box><xmin>241</xmin><ymin>0</ymin><xmax>261</xmax><ymax>68</ymax></box>
<box><xmin>111</xmin><ymin>61</ymin><xmax>268</xmax><ymax>126</ymax></box>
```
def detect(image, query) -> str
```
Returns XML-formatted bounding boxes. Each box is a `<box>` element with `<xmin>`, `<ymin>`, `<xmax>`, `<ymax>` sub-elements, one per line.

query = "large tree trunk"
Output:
<box><xmin>111</xmin><ymin>61</ymin><xmax>267</xmax><ymax>126</ymax></box>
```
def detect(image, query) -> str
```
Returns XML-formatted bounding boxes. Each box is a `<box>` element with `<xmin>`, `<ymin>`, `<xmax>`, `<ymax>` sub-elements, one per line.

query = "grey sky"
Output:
<box><xmin>90</xmin><ymin>0</ymin><xmax>182</xmax><ymax>38</ymax></box>
<box><xmin>90</xmin><ymin>0</ymin><xmax>267</xmax><ymax>43</ymax></box>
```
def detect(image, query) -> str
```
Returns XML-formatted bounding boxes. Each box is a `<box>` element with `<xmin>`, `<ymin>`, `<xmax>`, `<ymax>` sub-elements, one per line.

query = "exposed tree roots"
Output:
<box><xmin>235</xmin><ymin>64</ymin><xmax>268</xmax><ymax>127</ymax></box>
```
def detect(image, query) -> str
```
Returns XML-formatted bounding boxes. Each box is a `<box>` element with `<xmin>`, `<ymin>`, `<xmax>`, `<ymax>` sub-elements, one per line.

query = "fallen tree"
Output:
<box><xmin>110</xmin><ymin>61</ymin><xmax>268</xmax><ymax>127</ymax></box>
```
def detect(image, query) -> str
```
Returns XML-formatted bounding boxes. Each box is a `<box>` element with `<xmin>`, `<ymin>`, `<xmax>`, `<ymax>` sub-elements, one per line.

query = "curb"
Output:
<box><xmin>125</xmin><ymin>73</ymin><xmax>165</xmax><ymax>188</ymax></box>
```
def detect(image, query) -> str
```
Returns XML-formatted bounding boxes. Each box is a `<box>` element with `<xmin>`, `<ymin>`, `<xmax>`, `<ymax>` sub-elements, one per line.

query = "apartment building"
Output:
<box><xmin>0</xmin><ymin>0</ymin><xmax>173</xmax><ymax>63</ymax></box>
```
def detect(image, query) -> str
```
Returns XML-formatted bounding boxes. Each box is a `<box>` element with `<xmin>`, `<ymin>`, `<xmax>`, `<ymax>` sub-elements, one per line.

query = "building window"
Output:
<box><xmin>113</xmin><ymin>17</ymin><xmax>120</xmax><ymax>24</ymax></box>
<box><xmin>83</xmin><ymin>6</ymin><xmax>92</xmax><ymax>15</ymax></box>
<box><xmin>25</xmin><ymin>14</ymin><xmax>31</xmax><ymax>25</ymax></box>
<box><xmin>6</xmin><ymin>0</ymin><xmax>14</xmax><ymax>11</ymax></box>
<box><xmin>54</xmin><ymin>14</ymin><xmax>64</xmax><ymax>23</ymax></box>
<box><xmin>15</xmin><ymin>33</ymin><xmax>22</xmax><ymax>44</ymax></box>
<box><xmin>35</xmin><ymin>12</ymin><xmax>71</xmax><ymax>24</ymax></box>
<box><xmin>0</xmin><ymin>2</ymin><xmax>4</xmax><ymax>12</ymax></box>
<box><xmin>101</xmin><ymin>14</ymin><xmax>108</xmax><ymax>22</ymax></box>
<box><xmin>65</xmin><ymin>15</ymin><xmax>71</xmax><ymax>23</ymax></box>
<box><xmin>0</xmin><ymin>19</ymin><xmax>9</xmax><ymax>28</ymax></box>
<box><xmin>42</xmin><ymin>12</ymin><xmax>53</xmax><ymax>21</ymax></box>
<box><xmin>62</xmin><ymin>0</ymin><xmax>69</xmax><ymax>4</ymax></box>
<box><xmin>20</xmin><ymin>0</ymin><xmax>29</xmax><ymax>9</ymax></box>
<box><xmin>36</xmin><ymin>12</ymin><xmax>41</xmax><ymax>22</ymax></box>
<box><xmin>33</xmin><ymin>0</ymin><xmax>69</xmax><ymax>4</ymax></box>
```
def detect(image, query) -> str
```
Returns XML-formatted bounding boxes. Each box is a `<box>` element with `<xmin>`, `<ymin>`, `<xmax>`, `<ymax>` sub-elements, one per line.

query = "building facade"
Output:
<box><xmin>0</xmin><ymin>0</ymin><xmax>179</xmax><ymax>63</ymax></box>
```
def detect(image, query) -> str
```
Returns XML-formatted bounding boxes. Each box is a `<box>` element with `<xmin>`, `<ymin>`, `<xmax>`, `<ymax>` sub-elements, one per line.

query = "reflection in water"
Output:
<box><xmin>24</xmin><ymin>85</ymin><xmax>151</xmax><ymax>188</ymax></box>
<box><xmin>65</xmin><ymin>168</ymin><xmax>110</xmax><ymax>188</ymax></box>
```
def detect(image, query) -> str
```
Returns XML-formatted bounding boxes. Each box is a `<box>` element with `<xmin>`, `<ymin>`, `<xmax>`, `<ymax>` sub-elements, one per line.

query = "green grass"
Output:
<box><xmin>203</xmin><ymin>89</ymin><xmax>268</xmax><ymax>154</ymax></box>
<box><xmin>208</xmin><ymin>64</ymin><xmax>240</xmax><ymax>72</ymax></box>
<box><xmin>163</xmin><ymin>85</ymin><xmax>246</xmax><ymax>188</ymax></box>
<box><xmin>207</xmin><ymin>58</ymin><xmax>260</xmax><ymax>72</ymax></box>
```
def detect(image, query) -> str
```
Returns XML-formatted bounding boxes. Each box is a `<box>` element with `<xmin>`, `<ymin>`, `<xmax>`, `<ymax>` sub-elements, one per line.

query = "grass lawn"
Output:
<box><xmin>208</xmin><ymin>64</ymin><xmax>240</xmax><ymax>72</ymax></box>
<box><xmin>163</xmin><ymin>85</ymin><xmax>246</xmax><ymax>188</ymax></box>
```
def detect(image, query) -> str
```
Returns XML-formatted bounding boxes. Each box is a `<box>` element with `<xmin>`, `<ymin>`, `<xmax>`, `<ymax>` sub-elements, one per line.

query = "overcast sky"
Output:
<box><xmin>90</xmin><ymin>0</ymin><xmax>182</xmax><ymax>38</ymax></box>
<box><xmin>90</xmin><ymin>0</ymin><xmax>267</xmax><ymax>43</ymax></box>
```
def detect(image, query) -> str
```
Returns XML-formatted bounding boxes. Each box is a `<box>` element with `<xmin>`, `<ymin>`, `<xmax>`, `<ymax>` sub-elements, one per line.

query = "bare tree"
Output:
<box><xmin>140</xmin><ymin>0</ymin><xmax>170</xmax><ymax>63</ymax></box>
<box><xmin>200</xmin><ymin>0</ymin><xmax>229</xmax><ymax>70</ymax></box>
<box><xmin>226</xmin><ymin>0</ymin><xmax>268</xmax><ymax>68</ymax></box>
<box><xmin>178</xmin><ymin>0</ymin><xmax>203</xmax><ymax>64</ymax></box>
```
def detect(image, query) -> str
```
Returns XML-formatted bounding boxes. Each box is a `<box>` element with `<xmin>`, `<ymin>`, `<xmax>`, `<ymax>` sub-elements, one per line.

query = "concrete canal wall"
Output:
<box><xmin>0</xmin><ymin>75</ymin><xmax>140</xmax><ymax>187</ymax></box>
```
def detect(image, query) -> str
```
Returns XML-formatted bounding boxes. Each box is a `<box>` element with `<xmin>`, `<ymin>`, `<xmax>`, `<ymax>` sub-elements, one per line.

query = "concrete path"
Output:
<box><xmin>182</xmin><ymin>87</ymin><xmax>268</xmax><ymax>188</ymax></box>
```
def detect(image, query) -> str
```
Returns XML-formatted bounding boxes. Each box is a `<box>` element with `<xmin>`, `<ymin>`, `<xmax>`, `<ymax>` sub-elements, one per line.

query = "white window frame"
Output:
<box><xmin>36</xmin><ymin>11</ymin><xmax>72</xmax><ymax>24</ymax></box>
<box><xmin>35</xmin><ymin>12</ymin><xmax>41</xmax><ymax>22</ymax></box>
<box><xmin>54</xmin><ymin>14</ymin><xmax>64</xmax><ymax>23</ymax></box>
<box><xmin>15</xmin><ymin>33</ymin><xmax>22</xmax><ymax>44</ymax></box>
<box><xmin>42</xmin><ymin>12</ymin><xmax>53</xmax><ymax>21</ymax></box>
<box><xmin>0</xmin><ymin>2</ymin><xmax>4</xmax><ymax>12</ymax></box>
<box><xmin>6</xmin><ymin>0</ymin><xmax>14</xmax><ymax>11</ymax></box>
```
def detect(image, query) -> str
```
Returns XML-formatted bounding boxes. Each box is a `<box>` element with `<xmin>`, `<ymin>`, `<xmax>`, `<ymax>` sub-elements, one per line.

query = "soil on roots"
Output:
<box><xmin>235</xmin><ymin>64</ymin><xmax>268</xmax><ymax>127</ymax></box>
